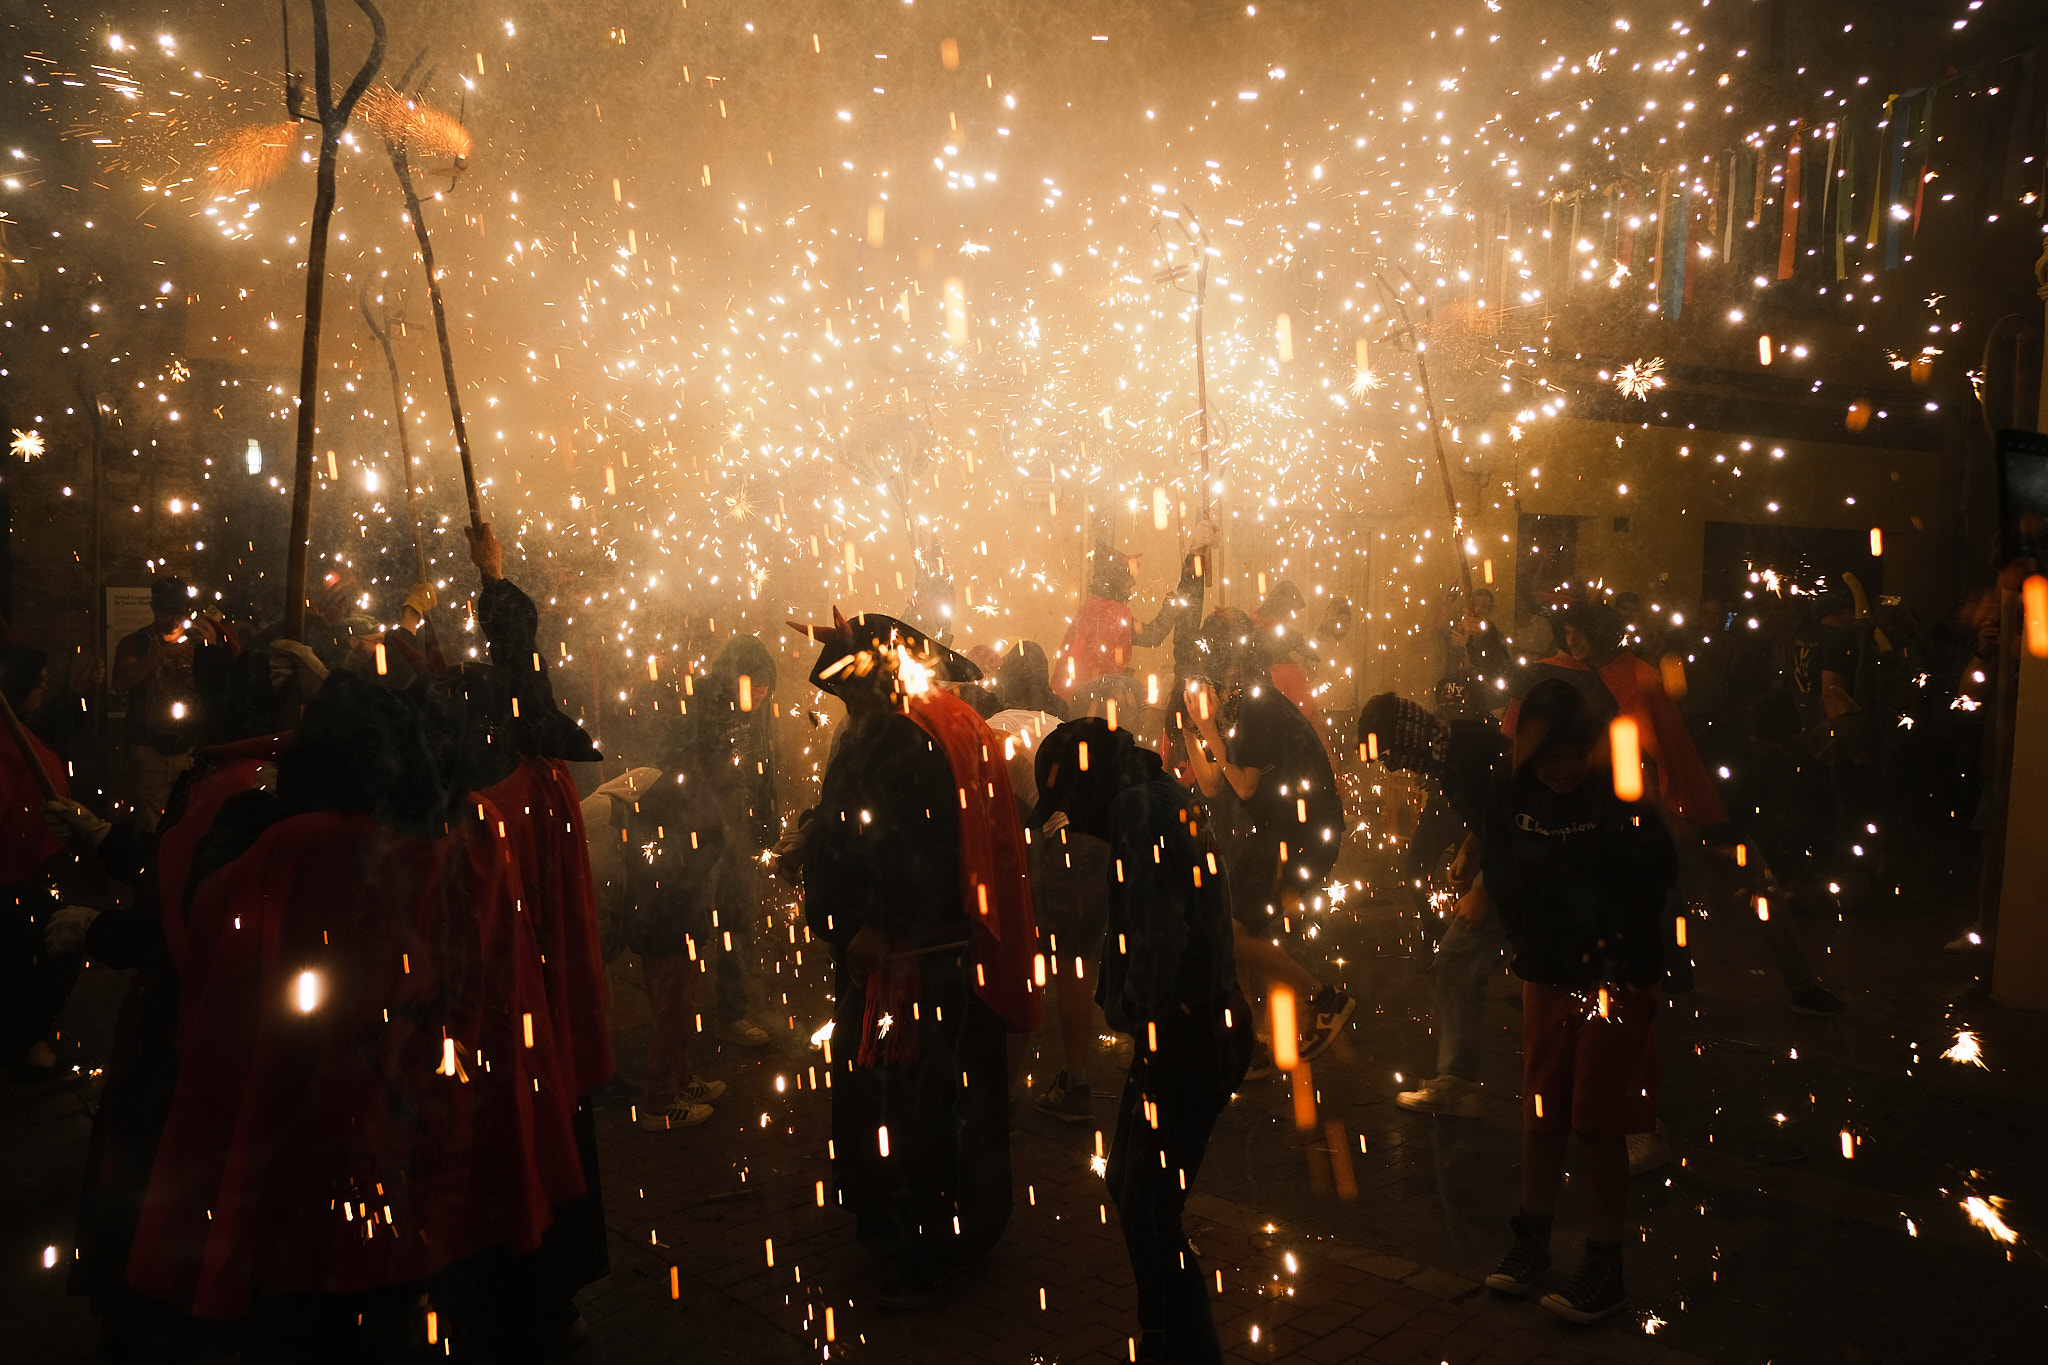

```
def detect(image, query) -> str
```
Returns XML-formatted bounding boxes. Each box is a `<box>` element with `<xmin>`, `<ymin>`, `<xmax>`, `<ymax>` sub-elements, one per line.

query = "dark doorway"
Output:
<box><xmin>1515</xmin><ymin>512</ymin><xmax>1581</xmax><ymax>621</ymax></box>
<box><xmin>1701</xmin><ymin>520</ymin><xmax>1882</xmax><ymax>610</ymax></box>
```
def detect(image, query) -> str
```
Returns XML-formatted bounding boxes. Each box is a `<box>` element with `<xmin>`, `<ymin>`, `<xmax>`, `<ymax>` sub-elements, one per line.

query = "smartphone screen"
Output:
<box><xmin>1996</xmin><ymin>429</ymin><xmax>2048</xmax><ymax>564</ymax></box>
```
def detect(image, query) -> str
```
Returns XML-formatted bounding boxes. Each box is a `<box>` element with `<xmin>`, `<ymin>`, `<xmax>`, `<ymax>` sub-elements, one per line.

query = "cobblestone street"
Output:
<box><xmin>11</xmin><ymin>824</ymin><xmax>2046</xmax><ymax>1364</ymax></box>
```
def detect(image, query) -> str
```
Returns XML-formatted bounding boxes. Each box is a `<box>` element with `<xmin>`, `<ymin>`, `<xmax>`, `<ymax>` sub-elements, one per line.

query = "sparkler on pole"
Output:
<box><xmin>1155</xmin><ymin>206</ymin><xmax>1218</xmax><ymax>600</ymax></box>
<box><xmin>378</xmin><ymin>62</ymin><xmax>484</xmax><ymax>533</ymax></box>
<box><xmin>281</xmin><ymin>0</ymin><xmax>388</xmax><ymax>643</ymax></box>
<box><xmin>359</xmin><ymin>283</ymin><xmax>429</xmax><ymax>584</ymax></box>
<box><xmin>1372</xmin><ymin>272</ymin><xmax>1474</xmax><ymax>597</ymax></box>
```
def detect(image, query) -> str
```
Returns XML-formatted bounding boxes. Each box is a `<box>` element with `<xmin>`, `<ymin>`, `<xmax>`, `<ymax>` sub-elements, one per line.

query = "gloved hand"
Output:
<box><xmin>44</xmin><ymin>799</ymin><xmax>112</xmax><ymax>850</ymax></box>
<box><xmin>44</xmin><ymin>904</ymin><xmax>100</xmax><ymax>956</ymax></box>
<box><xmin>269</xmin><ymin>638</ymin><xmax>330</xmax><ymax>695</ymax></box>
<box><xmin>403</xmin><ymin>581</ymin><xmax>437</xmax><ymax>620</ymax></box>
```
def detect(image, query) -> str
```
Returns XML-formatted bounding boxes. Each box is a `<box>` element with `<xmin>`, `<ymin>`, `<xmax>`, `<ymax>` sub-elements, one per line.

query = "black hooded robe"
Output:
<box><xmin>799</xmin><ymin>712</ymin><xmax>1011</xmax><ymax>1291</ymax></box>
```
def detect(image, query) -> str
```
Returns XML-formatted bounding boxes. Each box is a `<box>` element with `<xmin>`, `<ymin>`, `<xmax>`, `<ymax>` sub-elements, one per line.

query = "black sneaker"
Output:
<box><xmin>1034</xmin><ymin>1071</ymin><xmax>1094</xmax><ymax>1124</ymax></box>
<box><xmin>1789</xmin><ymin>984</ymin><xmax>1848</xmax><ymax>1018</ymax></box>
<box><xmin>1297</xmin><ymin>987</ymin><xmax>1357</xmax><ymax>1062</ymax></box>
<box><xmin>1484</xmin><ymin>1212</ymin><xmax>1551</xmax><ymax>1296</ymax></box>
<box><xmin>1540</xmin><ymin>1242</ymin><xmax>1625</xmax><ymax>1324</ymax></box>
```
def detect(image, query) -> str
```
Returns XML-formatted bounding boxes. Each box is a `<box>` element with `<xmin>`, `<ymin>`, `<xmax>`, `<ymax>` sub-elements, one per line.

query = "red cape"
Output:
<box><xmin>157</xmin><ymin>733</ymin><xmax>291</xmax><ymax>973</ymax></box>
<box><xmin>130</xmin><ymin>807</ymin><xmax>582</xmax><ymax>1317</ymax></box>
<box><xmin>0</xmin><ymin>727</ymin><xmax>67</xmax><ymax>884</ymax></box>
<box><xmin>1053</xmin><ymin>594</ymin><xmax>1135</xmax><ymax>699</ymax></box>
<box><xmin>907</xmin><ymin>691</ymin><xmax>1041</xmax><ymax>1034</ymax></box>
<box><xmin>477</xmin><ymin>759</ymin><xmax>615</xmax><ymax>1099</ymax></box>
<box><xmin>1502</xmin><ymin>654</ymin><xmax>1728</xmax><ymax>827</ymax></box>
<box><xmin>1597</xmin><ymin>653</ymin><xmax>1728</xmax><ymax>826</ymax></box>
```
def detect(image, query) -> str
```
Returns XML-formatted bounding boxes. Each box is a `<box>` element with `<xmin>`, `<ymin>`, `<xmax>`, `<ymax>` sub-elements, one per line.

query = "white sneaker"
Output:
<box><xmin>717</xmin><ymin>1018</ymin><xmax>771</xmax><ymax>1047</ymax></box>
<box><xmin>677</xmin><ymin>1074</ymin><xmax>727</xmax><ymax>1104</ymax></box>
<box><xmin>1395</xmin><ymin>1074</ymin><xmax>1484</xmax><ymax>1118</ymax></box>
<box><xmin>1626</xmin><ymin>1123</ymin><xmax>1671</xmax><ymax>1175</ymax></box>
<box><xmin>638</xmin><ymin>1100</ymin><xmax>714</xmax><ymax>1131</ymax></box>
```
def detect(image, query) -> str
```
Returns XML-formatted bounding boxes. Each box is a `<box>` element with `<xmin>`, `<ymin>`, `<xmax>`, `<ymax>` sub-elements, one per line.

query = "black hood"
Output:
<box><xmin>1028</xmin><ymin>716</ymin><xmax>1164</xmax><ymax>837</ymax></box>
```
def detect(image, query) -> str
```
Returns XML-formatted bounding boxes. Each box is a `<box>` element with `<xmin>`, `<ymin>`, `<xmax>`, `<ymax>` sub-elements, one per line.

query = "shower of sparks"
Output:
<box><xmin>204</xmin><ymin>120</ymin><xmax>299</xmax><ymax>195</ymax></box>
<box><xmin>1614</xmin><ymin>357</ymin><xmax>1665</xmax><ymax>401</ymax></box>
<box><xmin>1962</xmin><ymin>1196</ymin><xmax>2019</xmax><ymax>1245</ymax></box>
<box><xmin>10</xmin><ymin>429</ymin><xmax>44</xmax><ymax>461</ymax></box>
<box><xmin>1942</xmin><ymin>1029</ymin><xmax>1987</xmax><ymax>1069</ymax></box>
<box><xmin>894</xmin><ymin>649</ymin><xmax>935</xmax><ymax>697</ymax></box>
<box><xmin>355</xmin><ymin>85</ymin><xmax>473</xmax><ymax>161</ymax></box>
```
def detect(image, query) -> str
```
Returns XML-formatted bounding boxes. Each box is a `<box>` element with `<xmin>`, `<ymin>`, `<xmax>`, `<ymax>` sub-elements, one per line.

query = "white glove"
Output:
<box><xmin>44</xmin><ymin>799</ymin><xmax>112</xmax><ymax>850</ymax></box>
<box><xmin>269</xmin><ymin>638</ymin><xmax>329</xmax><ymax>695</ymax></box>
<box><xmin>44</xmin><ymin>904</ymin><xmax>99</xmax><ymax>956</ymax></box>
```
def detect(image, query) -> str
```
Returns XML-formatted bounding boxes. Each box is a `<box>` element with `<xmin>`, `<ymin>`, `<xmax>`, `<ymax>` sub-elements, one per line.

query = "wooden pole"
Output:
<box><xmin>1375</xmin><ymin>275</ymin><xmax>1474</xmax><ymax>597</ymax></box>
<box><xmin>360</xmin><ymin>284</ymin><xmax>429</xmax><ymax>583</ymax></box>
<box><xmin>84</xmin><ymin>385</ymin><xmax>105</xmax><ymax>736</ymax></box>
<box><xmin>0</xmin><ymin>690</ymin><xmax>58</xmax><ymax>801</ymax></box>
<box><xmin>1195</xmin><ymin>250</ymin><xmax>1220</xmax><ymax>605</ymax></box>
<box><xmin>281</xmin><ymin>0</ymin><xmax>386</xmax><ymax>642</ymax></box>
<box><xmin>388</xmin><ymin>142</ymin><xmax>483</xmax><ymax>531</ymax></box>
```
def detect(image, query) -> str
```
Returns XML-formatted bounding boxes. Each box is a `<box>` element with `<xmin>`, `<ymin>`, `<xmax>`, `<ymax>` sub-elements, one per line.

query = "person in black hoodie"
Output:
<box><xmin>1479</xmin><ymin>678</ymin><xmax>1676</xmax><ymax>1325</ymax></box>
<box><xmin>1029</xmin><ymin>717</ymin><xmax>1250</xmax><ymax>1365</ymax></box>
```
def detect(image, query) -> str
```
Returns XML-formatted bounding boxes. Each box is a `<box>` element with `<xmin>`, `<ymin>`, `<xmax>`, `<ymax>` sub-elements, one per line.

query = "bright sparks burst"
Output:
<box><xmin>204</xmin><ymin>120</ymin><xmax>299</xmax><ymax>195</ymax></box>
<box><xmin>1942</xmin><ymin>1029</ymin><xmax>1987</xmax><ymax>1069</ymax></box>
<box><xmin>1962</xmin><ymin>1196</ymin><xmax>2019</xmax><ymax>1245</ymax></box>
<box><xmin>1348</xmin><ymin>367</ymin><xmax>1384</xmax><ymax>396</ymax></box>
<box><xmin>893</xmin><ymin>648</ymin><xmax>935</xmax><ymax>697</ymax></box>
<box><xmin>10</xmin><ymin>429</ymin><xmax>44</xmax><ymax>461</ymax></box>
<box><xmin>355</xmin><ymin>85</ymin><xmax>474</xmax><ymax>162</ymax></box>
<box><xmin>1614</xmin><ymin>357</ymin><xmax>1666</xmax><ymax>401</ymax></box>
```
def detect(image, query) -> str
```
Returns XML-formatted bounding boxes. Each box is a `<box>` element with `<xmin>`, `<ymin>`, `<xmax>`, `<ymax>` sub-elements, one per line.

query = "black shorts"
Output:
<box><xmin>1224</xmin><ymin>832</ymin><xmax>1339</xmax><ymax>936</ymax></box>
<box><xmin>1029</xmin><ymin>828</ymin><xmax>1111</xmax><ymax>968</ymax></box>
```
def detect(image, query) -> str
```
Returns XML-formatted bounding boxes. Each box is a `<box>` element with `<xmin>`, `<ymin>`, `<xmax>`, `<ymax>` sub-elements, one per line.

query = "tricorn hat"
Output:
<box><xmin>786</xmin><ymin>607</ymin><xmax>981</xmax><ymax>697</ymax></box>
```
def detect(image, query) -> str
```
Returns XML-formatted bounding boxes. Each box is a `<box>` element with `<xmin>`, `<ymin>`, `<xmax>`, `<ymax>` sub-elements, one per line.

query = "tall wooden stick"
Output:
<box><xmin>1374</xmin><ymin>274</ymin><xmax>1474</xmax><ymax>596</ymax></box>
<box><xmin>388</xmin><ymin>142</ymin><xmax>483</xmax><ymax>531</ymax></box>
<box><xmin>0</xmin><ymin>690</ymin><xmax>58</xmax><ymax>801</ymax></box>
<box><xmin>360</xmin><ymin>284</ymin><xmax>429</xmax><ymax>583</ymax></box>
<box><xmin>282</xmin><ymin>0</ymin><xmax>386</xmax><ymax>641</ymax></box>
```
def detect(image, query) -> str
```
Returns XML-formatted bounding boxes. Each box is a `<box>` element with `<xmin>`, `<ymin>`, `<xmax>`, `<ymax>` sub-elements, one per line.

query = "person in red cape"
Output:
<box><xmin>1053</xmin><ymin>541</ymin><xmax>1138</xmax><ymax>700</ymax></box>
<box><xmin>450</xmin><ymin>539</ymin><xmax>618</xmax><ymax>1349</ymax></box>
<box><xmin>50</xmin><ymin>728</ymin><xmax>288</xmax><ymax>1361</ymax></box>
<box><xmin>128</xmin><ymin>673</ymin><xmax>581</xmax><ymax>1359</ymax></box>
<box><xmin>1500</xmin><ymin>602</ymin><xmax>1727</xmax><ymax>828</ymax></box>
<box><xmin>0</xmin><ymin>644</ymin><xmax>75</xmax><ymax>1076</ymax></box>
<box><xmin>772</xmin><ymin>609</ymin><xmax>1037</xmax><ymax>1309</ymax></box>
<box><xmin>465</xmin><ymin>525</ymin><xmax>614</xmax><ymax>1108</ymax></box>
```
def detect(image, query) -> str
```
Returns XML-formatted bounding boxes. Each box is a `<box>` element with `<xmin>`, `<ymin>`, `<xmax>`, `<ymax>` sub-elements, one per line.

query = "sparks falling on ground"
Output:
<box><xmin>1962</xmin><ymin>1196</ymin><xmax>2020</xmax><ymax>1246</ymax></box>
<box><xmin>1613</xmin><ymin>356</ymin><xmax>1666</xmax><ymax>401</ymax></box>
<box><xmin>1943</xmin><ymin>1028</ymin><xmax>1988</xmax><ymax>1069</ymax></box>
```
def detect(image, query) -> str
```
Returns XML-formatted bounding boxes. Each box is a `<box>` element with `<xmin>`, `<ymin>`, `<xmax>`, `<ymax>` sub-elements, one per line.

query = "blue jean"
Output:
<box><xmin>1432</xmin><ymin>904</ymin><xmax>1510</xmax><ymax>1082</ymax></box>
